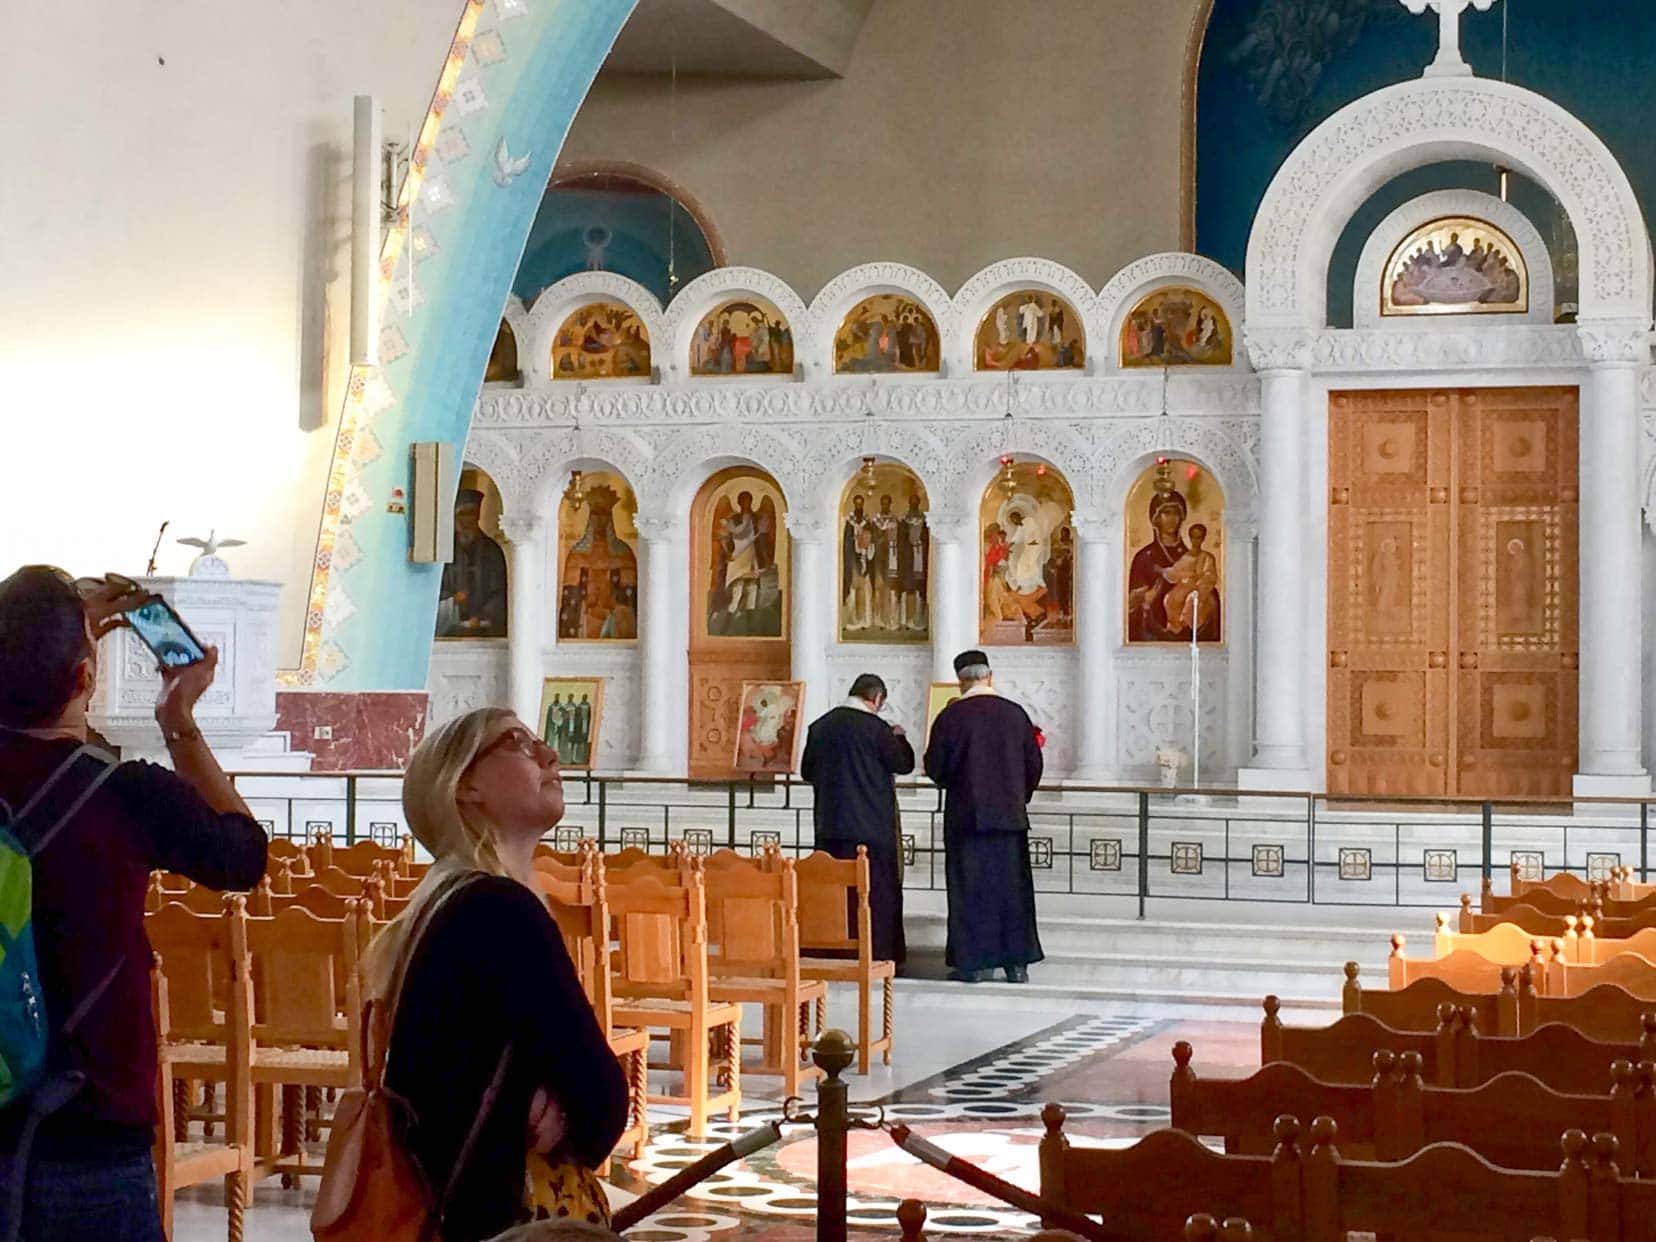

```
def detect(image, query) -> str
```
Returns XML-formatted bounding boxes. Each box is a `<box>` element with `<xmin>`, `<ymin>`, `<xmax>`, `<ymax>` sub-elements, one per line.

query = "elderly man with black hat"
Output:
<box><xmin>437</xmin><ymin>487</ymin><xmax>509</xmax><ymax>637</ymax></box>
<box><xmin>922</xmin><ymin>649</ymin><xmax>1044</xmax><ymax>983</ymax></box>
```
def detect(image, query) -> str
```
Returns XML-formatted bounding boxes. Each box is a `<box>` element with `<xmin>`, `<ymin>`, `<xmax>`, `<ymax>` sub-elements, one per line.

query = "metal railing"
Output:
<box><xmin>227</xmin><ymin>768</ymin><xmax>1656</xmax><ymax>912</ymax></box>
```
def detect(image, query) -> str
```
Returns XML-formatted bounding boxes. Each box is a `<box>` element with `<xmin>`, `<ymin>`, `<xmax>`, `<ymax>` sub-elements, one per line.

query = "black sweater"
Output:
<box><xmin>386</xmin><ymin>876</ymin><xmax>628</xmax><ymax>1241</ymax></box>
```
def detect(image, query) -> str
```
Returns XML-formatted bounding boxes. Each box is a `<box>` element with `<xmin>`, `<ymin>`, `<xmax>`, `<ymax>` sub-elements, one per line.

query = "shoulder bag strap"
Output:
<box><xmin>371</xmin><ymin>871</ymin><xmax>486</xmax><ymax>1090</ymax></box>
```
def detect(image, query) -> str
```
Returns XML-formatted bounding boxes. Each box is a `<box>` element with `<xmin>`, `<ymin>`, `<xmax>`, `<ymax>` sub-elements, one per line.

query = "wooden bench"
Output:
<box><xmin>1342</xmin><ymin>960</ymin><xmax>1522</xmax><ymax>1035</ymax></box>
<box><xmin>1263</xmin><ymin>997</ymin><xmax>1452</xmax><ymax>1086</ymax></box>
<box><xmin>1173</xmin><ymin>1040</ymin><xmax>1646</xmax><ymax>1173</ymax></box>
<box><xmin>1039</xmin><ymin>1103</ymin><xmax>1300</xmax><ymax>1240</ymax></box>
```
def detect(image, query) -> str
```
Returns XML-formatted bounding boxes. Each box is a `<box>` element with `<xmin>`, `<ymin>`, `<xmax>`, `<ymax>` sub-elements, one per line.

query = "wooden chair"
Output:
<box><xmin>699</xmin><ymin>852</ymin><xmax>826</xmax><ymax>1097</ymax></box>
<box><xmin>1550</xmin><ymin>949</ymin><xmax>1656</xmax><ymax>996</ymax></box>
<box><xmin>1342</xmin><ymin>960</ymin><xmax>1522</xmax><ymax>1036</ymax></box>
<box><xmin>244</xmin><ymin>902</ymin><xmax>364</xmax><ymax>1186</ymax></box>
<box><xmin>533</xmin><ymin>862</ymin><xmax>650</xmax><ymax>1163</ymax></box>
<box><xmin>606</xmin><ymin>869</ymin><xmax>742</xmax><ymax>1138</ymax></box>
<box><xmin>1459</xmin><ymin>891</ymin><xmax>1577</xmax><ymax>936</ymax></box>
<box><xmin>1610</xmin><ymin>865</ymin><xmax>1656</xmax><ymax>902</ymax></box>
<box><xmin>1299</xmin><ymin>1119</ymin><xmax>1656</xmax><ymax>1242</ymax></box>
<box><xmin>147</xmin><ymin>901</ymin><xmax>255</xmax><ymax>1240</ymax></box>
<box><xmin>323</xmin><ymin>840</ymin><xmax>404</xmax><ymax>878</ymax></box>
<box><xmin>1391</xmin><ymin>927</ymin><xmax>1554</xmax><ymax>993</ymax></box>
<box><xmin>1575</xmin><ymin>924</ymin><xmax>1656</xmax><ymax>966</ymax></box>
<box><xmin>1530</xmin><ymin>985</ymin><xmax>1656</xmax><ymax>1044</ymax></box>
<box><xmin>1261</xmin><ymin>996</ymin><xmax>1453</xmax><ymax>1086</ymax></box>
<box><xmin>1452</xmin><ymin>1013</ymin><xmax>1656</xmax><ymax>1096</ymax></box>
<box><xmin>792</xmin><ymin>847</ymin><xmax>896</xmax><ymax>1075</ymax></box>
<box><xmin>1507</xmin><ymin>862</ymin><xmax>1595</xmax><ymax>904</ymax></box>
<box><xmin>265</xmin><ymin>838</ymin><xmax>310</xmax><ymax>879</ymax></box>
<box><xmin>1038</xmin><ymin>1103</ymin><xmax>1299</xmax><ymax>1240</ymax></box>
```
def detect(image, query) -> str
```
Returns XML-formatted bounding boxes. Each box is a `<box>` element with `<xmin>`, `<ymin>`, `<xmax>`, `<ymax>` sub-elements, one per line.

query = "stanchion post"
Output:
<box><xmin>812</xmin><ymin>1029</ymin><xmax>855</xmax><ymax>1242</ymax></box>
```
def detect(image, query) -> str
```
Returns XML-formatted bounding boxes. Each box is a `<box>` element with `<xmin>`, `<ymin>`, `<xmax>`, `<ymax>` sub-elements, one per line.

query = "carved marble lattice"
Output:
<box><xmin>1113</xmin><ymin>651</ymin><xmax>1229</xmax><ymax>777</ymax></box>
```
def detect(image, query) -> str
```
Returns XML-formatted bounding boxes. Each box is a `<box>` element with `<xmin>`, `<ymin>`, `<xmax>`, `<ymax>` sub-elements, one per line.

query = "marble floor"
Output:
<box><xmin>173</xmin><ymin>985</ymin><xmax>1263</xmax><ymax>1240</ymax></box>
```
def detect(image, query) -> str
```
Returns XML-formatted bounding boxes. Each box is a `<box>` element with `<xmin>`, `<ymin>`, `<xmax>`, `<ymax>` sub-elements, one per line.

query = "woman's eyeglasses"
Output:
<box><xmin>476</xmin><ymin>727</ymin><xmax>558</xmax><ymax>765</ymax></box>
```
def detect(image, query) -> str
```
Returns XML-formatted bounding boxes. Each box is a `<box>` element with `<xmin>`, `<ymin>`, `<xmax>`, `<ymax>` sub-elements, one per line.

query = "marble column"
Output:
<box><xmin>1574</xmin><ymin>321</ymin><xmax>1652</xmax><ymax>795</ymax></box>
<box><xmin>499</xmin><ymin>513</ymin><xmax>546</xmax><ymax>726</ymax></box>
<box><xmin>1239</xmin><ymin>331</ymin><xmax>1313</xmax><ymax>788</ymax></box>
<box><xmin>786</xmin><ymin>514</ymin><xmax>832</xmax><ymax>723</ymax></box>
<box><xmin>634</xmin><ymin>512</ymin><xmax>687</xmax><ymax>774</ymax></box>
<box><xmin>1071</xmin><ymin>514</ymin><xmax>1119</xmax><ymax>780</ymax></box>
<box><xmin>928</xmin><ymin>510</ymin><xmax>972</xmax><ymax>685</ymax></box>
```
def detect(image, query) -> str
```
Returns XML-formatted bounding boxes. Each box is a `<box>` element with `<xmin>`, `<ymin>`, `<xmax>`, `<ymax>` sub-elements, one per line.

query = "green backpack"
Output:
<box><xmin>0</xmin><ymin>745</ymin><xmax>118</xmax><ymax>1109</ymax></box>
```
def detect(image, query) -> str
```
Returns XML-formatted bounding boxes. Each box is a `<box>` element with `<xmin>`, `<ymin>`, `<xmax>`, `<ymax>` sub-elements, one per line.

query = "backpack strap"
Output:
<box><xmin>9</xmin><ymin>746</ymin><xmax>117</xmax><ymax>858</ymax></box>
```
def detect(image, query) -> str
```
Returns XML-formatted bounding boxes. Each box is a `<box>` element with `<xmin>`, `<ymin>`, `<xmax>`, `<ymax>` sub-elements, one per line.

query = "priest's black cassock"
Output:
<box><xmin>922</xmin><ymin>691</ymin><xmax>1044</xmax><ymax>973</ymax></box>
<box><xmin>799</xmin><ymin>703</ymin><xmax>914</xmax><ymax>962</ymax></box>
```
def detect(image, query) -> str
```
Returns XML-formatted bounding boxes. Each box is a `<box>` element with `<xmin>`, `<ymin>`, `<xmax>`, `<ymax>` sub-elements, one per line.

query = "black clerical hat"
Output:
<box><xmin>953</xmin><ymin>649</ymin><xmax>990</xmax><ymax>675</ymax></box>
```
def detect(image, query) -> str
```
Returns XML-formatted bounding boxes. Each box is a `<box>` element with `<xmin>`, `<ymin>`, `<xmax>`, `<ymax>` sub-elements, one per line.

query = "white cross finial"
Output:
<box><xmin>1400</xmin><ymin>0</ymin><xmax>1498</xmax><ymax>78</ymax></box>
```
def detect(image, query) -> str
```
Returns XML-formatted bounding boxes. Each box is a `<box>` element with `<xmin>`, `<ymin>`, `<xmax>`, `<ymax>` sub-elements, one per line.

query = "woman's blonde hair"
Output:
<box><xmin>362</xmin><ymin>706</ymin><xmax>519</xmax><ymax>1001</ymax></box>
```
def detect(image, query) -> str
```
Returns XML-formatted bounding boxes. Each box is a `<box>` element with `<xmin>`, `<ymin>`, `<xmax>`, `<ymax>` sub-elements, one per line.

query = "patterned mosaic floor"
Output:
<box><xmin>175</xmin><ymin>1002</ymin><xmax>1261</xmax><ymax>1240</ymax></box>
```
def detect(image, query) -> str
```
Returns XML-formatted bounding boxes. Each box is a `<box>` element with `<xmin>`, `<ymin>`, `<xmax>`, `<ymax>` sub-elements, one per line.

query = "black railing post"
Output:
<box><xmin>345</xmin><ymin>775</ymin><xmax>358</xmax><ymax>846</ymax></box>
<box><xmin>1481</xmin><ymin>802</ymin><xmax>1494</xmax><ymax>882</ymax></box>
<box><xmin>727</xmin><ymin>782</ymin><xmax>738</xmax><ymax>850</ymax></box>
<box><xmin>597</xmin><ymin>781</ymin><xmax>608</xmax><ymax>851</ymax></box>
<box><xmin>1137</xmin><ymin>791</ymin><xmax>1150</xmax><ymax>921</ymax></box>
<box><xmin>812</xmin><ymin>1030</ymin><xmax>855</xmax><ymax>1242</ymax></box>
<box><xmin>1643</xmin><ymin>801</ymin><xmax>1650</xmax><ymax>884</ymax></box>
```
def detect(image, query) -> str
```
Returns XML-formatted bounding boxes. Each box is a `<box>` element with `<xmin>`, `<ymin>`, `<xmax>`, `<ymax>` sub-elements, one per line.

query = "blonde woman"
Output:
<box><xmin>367</xmin><ymin>708</ymin><xmax>626</xmax><ymax>1241</ymax></box>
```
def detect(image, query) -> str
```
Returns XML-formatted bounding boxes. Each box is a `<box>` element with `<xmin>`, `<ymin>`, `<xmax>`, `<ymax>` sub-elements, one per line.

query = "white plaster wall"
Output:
<box><xmin>0</xmin><ymin>2</ymin><xmax>461</xmax><ymax>664</ymax></box>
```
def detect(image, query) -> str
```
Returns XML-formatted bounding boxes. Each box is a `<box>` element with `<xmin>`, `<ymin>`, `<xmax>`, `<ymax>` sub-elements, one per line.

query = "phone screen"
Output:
<box><xmin>125</xmin><ymin>599</ymin><xmax>207</xmax><ymax>668</ymax></box>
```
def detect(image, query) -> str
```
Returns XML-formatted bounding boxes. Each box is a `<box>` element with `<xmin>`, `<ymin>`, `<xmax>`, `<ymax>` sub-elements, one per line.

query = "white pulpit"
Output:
<box><xmin>89</xmin><ymin>576</ymin><xmax>282</xmax><ymax>764</ymax></box>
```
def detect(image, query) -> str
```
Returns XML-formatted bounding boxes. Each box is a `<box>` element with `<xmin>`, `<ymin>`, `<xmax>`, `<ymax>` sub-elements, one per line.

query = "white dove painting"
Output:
<box><xmin>493</xmin><ymin>135</ymin><xmax>532</xmax><ymax>187</ymax></box>
<box><xmin>177</xmin><ymin>530</ymin><xmax>246</xmax><ymax>578</ymax></box>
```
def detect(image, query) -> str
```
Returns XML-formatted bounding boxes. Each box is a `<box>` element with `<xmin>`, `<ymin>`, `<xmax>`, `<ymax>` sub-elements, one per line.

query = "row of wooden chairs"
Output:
<box><xmin>538</xmin><ymin>840</ymin><xmax>896</xmax><ymax>1077</ymax></box>
<box><xmin>529</xmin><ymin>842</ymin><xmax>894</xmax><ymax>1139</ymax></box>
<box><xmin>147</xmin><ymin>894</ymin><xmax>364</xmax><ymax>1240</ymax></box>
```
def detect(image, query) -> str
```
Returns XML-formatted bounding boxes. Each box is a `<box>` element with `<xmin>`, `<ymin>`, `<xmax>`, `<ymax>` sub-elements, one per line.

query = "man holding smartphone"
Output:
<box><xmin>0</xmin><ymin>566</ymin><xmax>267</xmax><ymax>1242</ymax></box>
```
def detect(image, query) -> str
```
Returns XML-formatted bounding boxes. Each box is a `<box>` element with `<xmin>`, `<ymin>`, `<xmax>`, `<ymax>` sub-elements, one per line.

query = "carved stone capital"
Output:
<box><xmin>632</xmin><ymin>513</ymin><xmax>685</xmax><ymax>544</ymax></box>
<box><xmin>1069</xmin><ymin>515</ymin><xmax>1122</xmax><ymax>544</ymax></box>
<box><xmin>927</xmin><ymin>509</ymin><xmax>974</xmax><ymax>544</ymax></box>
<box><xmin>496</xmin><ymin>513</ymin><xmax>545</xmax><ymax>545</ymax></box>
<box><xmin>1244</xmin><ymin>327</ymin><xmax>1317</xmax><ymax>373</ymax></box>
<box><xmin>783</xmin><ymin>513</ymin><xmax>832</xmax><ymax>542</ymax></box>
<box><xmin>1577</xmin><ymin>319</ymin><xmax>1653</xmax><ymax>366</ymax></box>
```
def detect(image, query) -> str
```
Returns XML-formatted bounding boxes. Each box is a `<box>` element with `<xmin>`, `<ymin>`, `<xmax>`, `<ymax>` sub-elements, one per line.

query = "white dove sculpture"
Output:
<box><xmin>493</xmin><ymin>135</ymin><xmax>532</xmax><ymax>187</ymax></box>
<box><xmin>177</xmin><ymin>530</ymin><xmax>246</xmax><ymax>578</ymax></box>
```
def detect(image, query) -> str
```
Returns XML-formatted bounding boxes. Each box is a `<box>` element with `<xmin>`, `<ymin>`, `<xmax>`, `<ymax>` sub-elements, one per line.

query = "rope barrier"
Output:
<box><xmin>884</xmin><ymin>1123</ymin><xmax>1120</xmax><ymax>1242</ymax></box>
<box><xmin>611</xmin><ymin>1120</ymin><xmax>785</xmax><ymax>1233</ymax></box>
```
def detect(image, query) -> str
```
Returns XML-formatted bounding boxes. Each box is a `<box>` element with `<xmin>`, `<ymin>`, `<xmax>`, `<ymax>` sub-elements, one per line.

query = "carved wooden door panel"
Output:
<box><xmin>1452</xmin><ymin>388</ymin><xmax>1579</xmax><ymax>799</ymax></box>
<box><xmin>1328</xmin><ymin>388</ymin><xmax>1578</xmax><ymax>799</ymax></box>
<box><xmin>1328</xmin><ymin>391</ymin><xmax>1454</xmax><ymax>797</ymax></box>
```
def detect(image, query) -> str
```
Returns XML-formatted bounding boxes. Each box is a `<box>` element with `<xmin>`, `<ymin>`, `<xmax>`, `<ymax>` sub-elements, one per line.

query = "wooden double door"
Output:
<box><xmin>1327</xmin><ymin>388</ymin><xmax>1579</xmax><ymax>799</ymax></box>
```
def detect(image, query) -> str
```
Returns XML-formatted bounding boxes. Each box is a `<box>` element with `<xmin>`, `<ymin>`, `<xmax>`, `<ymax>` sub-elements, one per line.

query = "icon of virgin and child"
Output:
<box><xmin>1126</xmin><ymin>469</ymin><xmax>1222</xmax><ymax>643</ymax></box>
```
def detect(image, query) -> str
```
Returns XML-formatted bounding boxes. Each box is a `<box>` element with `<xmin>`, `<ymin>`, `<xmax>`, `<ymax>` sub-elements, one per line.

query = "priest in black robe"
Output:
<box><xmin>923</xmin><ymin>650</ymin><xmax>1044</xmax><ymax>983</ymax></box>
<box><xmin>800</xmin><ymin>673</ymin><xmax>914</xmax><ymax>963</ymax></box>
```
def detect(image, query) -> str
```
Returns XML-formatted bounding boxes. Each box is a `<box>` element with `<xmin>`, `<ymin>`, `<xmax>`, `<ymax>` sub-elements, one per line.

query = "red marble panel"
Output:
<box><xmin>274</xmin><ymin>691</ymin><xmax>427</xmax><ymax>771</ymax></box>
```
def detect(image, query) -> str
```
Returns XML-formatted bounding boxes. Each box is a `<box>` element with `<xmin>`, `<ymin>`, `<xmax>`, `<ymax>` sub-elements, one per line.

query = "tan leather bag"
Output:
<box><xmin>312</xmin><ymin>873</ymin><xmax>507</xmax><ymax>1241</ymax></box>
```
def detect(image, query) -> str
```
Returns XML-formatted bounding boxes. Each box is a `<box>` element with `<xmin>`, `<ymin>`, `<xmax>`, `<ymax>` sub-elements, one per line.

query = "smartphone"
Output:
<box><xmin>124</xmin><ymin>597</ymin><xmax>208</xmax><ymax>669</ymax></box>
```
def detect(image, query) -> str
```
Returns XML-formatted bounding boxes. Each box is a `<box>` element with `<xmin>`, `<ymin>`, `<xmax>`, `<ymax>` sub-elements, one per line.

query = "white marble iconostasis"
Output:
<box><xmin>426</xmin><ymin>55</ymin><xmax>1656</xmax><ymax>794</ymax></box>
<box><xmin>427</xmin><ymin>254</ymin><xmax>1260</xmax><ymax>783</ymax></box>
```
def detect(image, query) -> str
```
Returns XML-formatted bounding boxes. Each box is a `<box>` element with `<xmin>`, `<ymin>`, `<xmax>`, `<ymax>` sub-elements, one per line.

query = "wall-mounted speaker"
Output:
<box><xmin>408</xmin><ymin>441</ymin><xmax>455</xmax><ymax>563</ymax></box>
